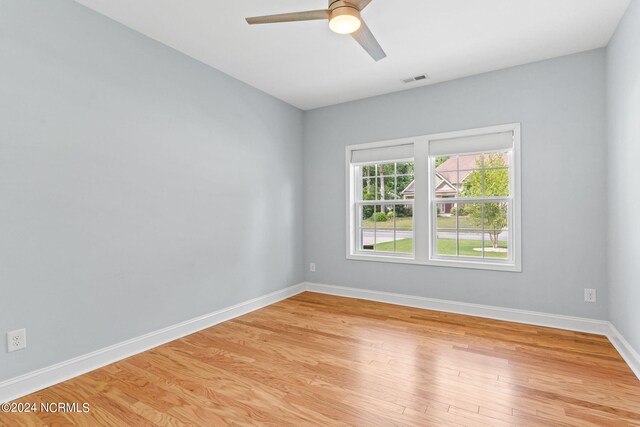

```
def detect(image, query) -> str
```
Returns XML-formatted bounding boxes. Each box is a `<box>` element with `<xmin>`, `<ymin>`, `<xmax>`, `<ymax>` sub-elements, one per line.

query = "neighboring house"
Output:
<box><xmin>401</xmin><ymin>154</ymin><xmax>482</xmax><ymax>213</ymax></box>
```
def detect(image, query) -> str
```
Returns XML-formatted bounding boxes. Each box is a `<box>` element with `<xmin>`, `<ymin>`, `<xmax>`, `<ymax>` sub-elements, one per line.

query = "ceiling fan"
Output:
<box><xmin>245</xmin><ymin>0</ymin><xmax>386</xmax><ymax>62</ymax></box>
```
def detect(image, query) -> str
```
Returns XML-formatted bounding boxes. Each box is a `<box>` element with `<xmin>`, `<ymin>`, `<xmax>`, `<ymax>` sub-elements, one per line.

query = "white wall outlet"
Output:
<box><xmin>584</xmin><ymin>288</ymin><xmax>597</xmax><ymax>303</ymax></box>
<box><xmin>7</xmin><ymin>328</ymin><xmax>26</xmax><ymax>352</ymax></box>
<box><xmin>309</xmin><ymin>262</ymin><xmax>316</xmax><ymax>272</ymax></box>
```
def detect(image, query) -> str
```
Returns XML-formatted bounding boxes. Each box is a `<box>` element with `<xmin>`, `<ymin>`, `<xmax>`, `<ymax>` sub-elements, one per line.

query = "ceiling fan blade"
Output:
<box><xmin>351</xmin><ymin>20</ymin><xmax>386</xmax><ymax>61</ymax></box>
<box><xmin>345</xmin><ymin>0</ymin><xmax>373</xmax><ymax>11</ymax></box>
<box><xmin>246</xmin><ymin>10</ymin><xmax>329</xmax><ymax>25</ymax></box>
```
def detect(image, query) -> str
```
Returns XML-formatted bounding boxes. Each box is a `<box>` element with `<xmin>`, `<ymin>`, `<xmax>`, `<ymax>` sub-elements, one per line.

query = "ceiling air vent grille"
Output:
<box><xmin>402</xmin><ymin>74</ymin><xmax>430</xmax><ymax>84</ymax></box>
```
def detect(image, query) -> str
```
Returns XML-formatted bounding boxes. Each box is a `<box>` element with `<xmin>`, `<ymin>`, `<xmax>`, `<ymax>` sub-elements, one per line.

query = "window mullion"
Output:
<box><xmin>413</xmin><ymin>140</ymin><xmax>429</xmax><ymax>261</ymax></box>
<box><xmin>394</xmin><ymin>165</ymin><xmax>397</xmax><ymax>253</ymax></box>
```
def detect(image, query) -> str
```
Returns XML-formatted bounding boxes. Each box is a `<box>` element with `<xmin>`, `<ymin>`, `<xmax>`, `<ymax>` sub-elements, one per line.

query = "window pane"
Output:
<box><xmin>458</xmin><ymin>153</ymin><xmax>483</xmax><ymax>170</ymax></box>
<box><xmin>364</xmin><ymin>161</ymin><xmax>415</xmax><ymax>201</ymax></box>
<box><xmin>436</xmin><ymin>154</ymin><xmax>484</xmax><ymax>198</ymax></box>
<box><xmin>360</xmin><ymin>204</ymin><xmax>394</xmax><ymax>250</ymax></box>
<box><xmin>435</xmin><ymin>202</ymin><xmax>458</xmax><ymax>256</ymax></box>
<box><xmin>361</xmin><ymin>164</ymin><xmax>376</xmax><ymax>178</ymax></box>
<box><xmin>434</xmin><ymin>171</ymin><xmax>457</xmax><ymax>199</ymax></box>
<box><xmin>483</xmin><ymin>167</ymin><xmax>509</xmax><ymax>197</ymax></box>
<box><xmin>483</xmin><ymin>230</ymin><xmax>509</xmax><ymax>259</ymax></box>
<box><xmin>358</xmin><ymin>228</ymin><xmax>372</xmax><ymax>251</ymax></box>
<box><xmin>434</xmin><ymin>153</ymin><xmax>511</xmax><ymax>199</ymax></box>
<box><xmin>359</xmin><ymin>205</ymin><xmax>373</xmax><ymax>229</ymax></box>
<box><xmin>458</xmin><ymin>229</ymin><xmax>484</xmax><ymax>258</ymax></box>
<box><xmin>458</xmin><ymin>169</ymin><xmax>483</xmax><ymax>198</ymax></box>
<box><xmin>380</xmin><ymin>162</ymin><xmax>395</xmax><ymax>176</ymax></box>
<box><xmin>435</xmin><ymin>200</ymin><xmax>510</xmax><ymax>260</ymax></box>
<box><xmin>435</xmin><ymin>155</ymin><xmax>456</xmax><ymax>171</ymax></box>
<box><xmin>359</xmin><ymin>205</ymin><xmax>376</xmax><ymax>251</ymax></box>
<box><xmin>371</xmin><ymin>176</ymin><xmax>389</xmax><ymax>201</ymax></box>
<box><xmin>368</xmin><ymin>205</ymin><xmax>413</xmax><ymax>254</ymax></box>
<box><xmin>481</xmin><ymin>202</ymin><xmax>509</xmax><ymax>259</ymax></box>
<box><xmin>483</xmin><ymin>152</ymin><xmax>509</xmax><ymax>197</ymax></box>
<box><xmin>361</xmin><ymin>177</ymin><xmax>376</xmax><ymax>200</ymax></box>
<box><xmin>373</xmin><ymin>176</ymin><xmax>382</xmax><ymax>200</ymax></box>
<box><xmin>373</xmin><ymin>204</ymin><xmax>394</xmax><ymax>252</ymax></box>
<box><xmin>436</xmin><ymin>202</ymin><xmax>490</xmax><ymax>258</ymax></box>
<box><xmin>384</xmin><ymin>177</ymin><xmax>397</xmax><ymax>200</ymax></box>
<box><xmin>457</xmin><ymin>202</ymin><xmax>483</xmax><ymax>258</ymax></box>
<box><xmin>481</xmin><ymin>202</ymin><xmax>509</xmax><ymax>229</ymax></box>
<box><xmin>394</xmin><ymin>205</ymin><xmax>413</xmax><ymax>253</ymax></box>
<box><xmin>485</xmin><ymin>152</ymin><xmax>509</xmax><ymax>167</ymax></box>
<box><xmin>360</xmin><ymin>165</ymin><xmax>376</xmax><ymax>200</ymax></box>
<box><xmin>397</xmin><ymin>175</ymin><xmax>414</xmax><ymax>201</ymax></box>
<box><xmin>354</xmin><ymin>160</ymin><xmax>415</xmax><ymax>258</ymax></box>
<box><xmin>396</xmin><ymin>162</ymin><xmax>414</xmax><ymax>175</ymax></box>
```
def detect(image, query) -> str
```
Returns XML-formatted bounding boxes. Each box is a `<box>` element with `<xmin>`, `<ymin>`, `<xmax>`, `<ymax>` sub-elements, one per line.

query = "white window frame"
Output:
<box><xmin>346</xmin><ymin>123</ymin><xmax>521</xmax><ymax>272</ymax></box>
<box><xmin>352</xmin><ymin>162</ymin><xmax>415</xmax><ymax>259</ymax></box>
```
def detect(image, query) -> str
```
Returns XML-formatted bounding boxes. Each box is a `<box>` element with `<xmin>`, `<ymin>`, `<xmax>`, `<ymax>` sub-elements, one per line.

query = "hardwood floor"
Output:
<box><xmin>3</xmin><ymin>292</ymin><xmax>640</xmax><ymax>426</ymax></box>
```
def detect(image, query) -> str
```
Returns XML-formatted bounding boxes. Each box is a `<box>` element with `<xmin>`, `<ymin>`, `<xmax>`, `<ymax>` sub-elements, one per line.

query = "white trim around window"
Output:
<box><xmin>345</xmin><ymin>123</ymin><xmax>522</xmax><ymax>272</ymax></box>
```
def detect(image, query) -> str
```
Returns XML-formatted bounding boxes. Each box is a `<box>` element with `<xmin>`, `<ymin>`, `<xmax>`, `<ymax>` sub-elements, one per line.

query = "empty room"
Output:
<box><xmin>1</xmin><ymin>0</ymin><xmax>639</xmax><ymax>425</ymax></box>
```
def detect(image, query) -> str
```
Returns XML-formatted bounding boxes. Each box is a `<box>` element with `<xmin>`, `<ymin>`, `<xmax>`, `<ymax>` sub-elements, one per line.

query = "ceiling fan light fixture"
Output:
<box><xmin>329</xmin><ymin>7</ymin><xmax>361</xmax><ymax>34</ymax></box>
<box><xmin>245</xmin><ymin>1</ymin><xmax>386</xmax><ymax>61</ymax></box>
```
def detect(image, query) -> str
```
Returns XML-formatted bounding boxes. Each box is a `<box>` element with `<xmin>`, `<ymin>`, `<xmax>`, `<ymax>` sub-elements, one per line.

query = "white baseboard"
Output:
<box><xmin>0</xmin><ymin>283</ymin><xmax>306</xmax><ymax>404</ymax></box>
<box><xmin>304</xmin><ymin>282</ymin><xmax>611</xmax><ymax>334</ymax></box>
<box><xmin>607</xmin><ymin>323</ymin><xmax>640</xmax><ymax>380</ymax></box>
<box><xmin>3</xmin><ymin>281</ymin><xmax>638</xmax><ymax>403</ymax></box>
<box><xmin>304</xmin><ymin>282</ymin><xmax>640</xmax><ymax>381</ymax></box>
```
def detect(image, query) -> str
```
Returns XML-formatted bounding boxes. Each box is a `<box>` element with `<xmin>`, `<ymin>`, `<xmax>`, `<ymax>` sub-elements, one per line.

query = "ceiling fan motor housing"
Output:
<box><xmin>329</xmin><ymin>0</ymin><xmax>360</xmax><ymax>11</ymax></box>
<box><xmin>328</xmin><ymin>1</ymin><xmax>362</xmax><ymax>34</ymax></box>
<box><xmin>245</xmin><ymin>0</ymin><xmax>385</xmax><ymax>61</ymax></box>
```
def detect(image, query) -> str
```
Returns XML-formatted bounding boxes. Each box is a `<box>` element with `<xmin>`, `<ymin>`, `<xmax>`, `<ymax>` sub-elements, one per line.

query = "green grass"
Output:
<box><xmin>436</xmin><ymin>238</ymin><xmax>508</xmax><ymax>258</ymax></box>
<box><xmin>373</xmin><ymin>238</ymin><xmax>414</xmax><ymax>253</ymax></box>
<box><xmin>362</xmin><ymin>217</ymin><xmax>413</xmax><ymax>229</ymax></box>
<box><xmin>363</xmin><ymin>215</ymin><xmax>484</xmax><ymax>230</ymax></box>
<box><xmin>435</xmin><ymin>215</ymin><xmax>477</xmax><ymax>229</ymax></box>
<box><xmin>374</xmin><ymin>238</ymin><xmax>508</xmax><ymax>259</ymax></box>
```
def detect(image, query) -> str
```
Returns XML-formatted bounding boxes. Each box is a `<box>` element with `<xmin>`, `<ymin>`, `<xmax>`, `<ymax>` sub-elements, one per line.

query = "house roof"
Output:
<box><xmin>402</xmin><ymin>154</ymin><xmax>482</xmax><ymax>196</ymax></box>
<box><xmin>436</xmin><ymin>179</ymin><xmax>457</xmax><ymax>194</ymax></box>
<box><xmin>436</xmin><ymin>155</ymin><xmax>483</xmax><ymax>185</ymax></box>
<box><xmin>400</xmin><ymin>175</ymin><xmax>457</xmax><ymax>196</ymax></box>
<box><xmin>401</xmin><ymin>180</ymin><xmax>415</xmax><ymax>195</ymax></box>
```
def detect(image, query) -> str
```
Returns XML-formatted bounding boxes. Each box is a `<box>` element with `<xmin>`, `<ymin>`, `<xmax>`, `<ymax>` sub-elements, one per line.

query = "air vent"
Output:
<box><xmin>402</xmin><ymin>73</ymin><xmax>430</xmax><ymax>84</ymax></box>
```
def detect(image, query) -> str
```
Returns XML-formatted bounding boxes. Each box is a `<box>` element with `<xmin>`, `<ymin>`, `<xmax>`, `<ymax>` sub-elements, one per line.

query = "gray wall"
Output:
<box><xmin>304</xmin><ymin>49</ymin><xmax>608</xmax><ymax>319</ymax></box>
<box><xmin>0</xmin><ymin>0</ymin><xmax>304</xmax><ymax>381</ymax></box>
<box><xmin>607</xmin><ymin>0</ymin><xmax>640</xmax><ymax>353</ymax></box>
<box><xmin>0</xmin><ymin>0</ymin><xmax>624</xmax><ymax>384</ymax></box>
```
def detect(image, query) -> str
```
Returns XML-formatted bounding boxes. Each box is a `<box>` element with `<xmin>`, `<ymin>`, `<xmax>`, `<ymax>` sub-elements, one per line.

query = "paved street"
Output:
<box><xmin>361</xmin><ymin>229</ymin><xmax>508</xmax><ymax>245</ymax></box>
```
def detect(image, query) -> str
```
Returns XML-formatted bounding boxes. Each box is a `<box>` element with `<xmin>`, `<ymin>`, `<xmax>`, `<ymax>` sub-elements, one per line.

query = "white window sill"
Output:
<box><xmin>347</xmin><ymin>253</ymin><xmax>522</xmax><ymax>272</ymax></box>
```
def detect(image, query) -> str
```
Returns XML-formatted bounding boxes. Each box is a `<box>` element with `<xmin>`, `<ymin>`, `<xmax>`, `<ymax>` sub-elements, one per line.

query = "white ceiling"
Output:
<box><xmin>74</xmin><ymin>0</ymin><xmax>630</xmax><ymax>110</ymax></box>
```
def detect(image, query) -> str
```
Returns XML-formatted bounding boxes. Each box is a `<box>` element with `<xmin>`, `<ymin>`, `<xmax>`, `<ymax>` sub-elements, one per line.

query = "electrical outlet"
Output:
<box><xmin>309</xmin><ymin>262</ymin><xmax>316</xmax><ymax>272</ymax></box>
<box><xmin>7</xmin><ymin>328</ymin><xmax>26</xmax><ymax>352</ymax></box>
<box><xmin>584</xmin><ymin>288</ymin><xmax>597</xmax><ymax>303</ymax></box>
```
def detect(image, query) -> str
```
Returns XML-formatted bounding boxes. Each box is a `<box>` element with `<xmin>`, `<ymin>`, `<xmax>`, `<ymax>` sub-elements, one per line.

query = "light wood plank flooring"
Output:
<box><xmin>3</xmin><ymin>292</ymin><xmax>640</xmax><ymax>426</ymax></box>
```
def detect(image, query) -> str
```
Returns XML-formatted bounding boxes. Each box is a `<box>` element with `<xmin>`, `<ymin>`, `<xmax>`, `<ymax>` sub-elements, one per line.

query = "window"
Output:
<box><xmin>354</xmin><ymin>161</ymin><xmax>415</xmax><ymax>255</ymax></box>
<box><xmin>346</xmin><ymin>124</ymin><xmax>521</xmax><ymax>271</ymax></box>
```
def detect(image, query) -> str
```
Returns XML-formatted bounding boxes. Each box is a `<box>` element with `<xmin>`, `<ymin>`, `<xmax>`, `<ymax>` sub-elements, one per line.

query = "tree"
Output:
<box><xmin>377</xmin><ymin>163</ymin><xmax>386</xmax><ymax>213</ymax></box>
<box><xmin>462</xmin><ymin>154</ymin><xmax>509</xmax><ymax>249</ymax></box>
<box><xmin>361</xmin><ymin>162</ymin><xmax>415</xmax><ymax>219</ymax></box>
<box><xmin>362</xmin><ymin>165</ymin><xmax>375</xmax><ymax>219</ymax></box>
<box><xmin>435</xmin><ymin>156</ymin><xmax>449</xmax><ymax>168</ymax></box>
